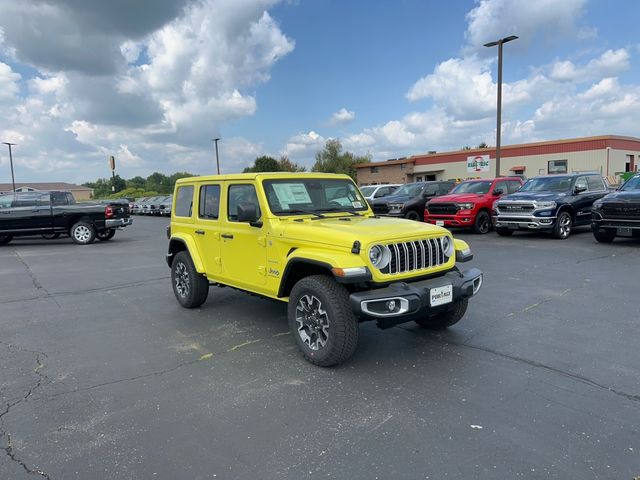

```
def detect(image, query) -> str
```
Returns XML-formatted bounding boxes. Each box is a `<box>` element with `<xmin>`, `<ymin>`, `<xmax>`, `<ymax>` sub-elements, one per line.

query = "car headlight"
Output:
<box><xmin>369</xmin><ymin>245</ymin><xmax>391</xmax><ymax>269</ymax></box>
<box><xmin>441</xmin><ymin>236</ymin><xmax>455</xmax><ymax>258</ymax></box>
<box><xmin>592</xmin><ymin>200</ymin><xmax>603</xmax><ymax>210</ymax></box>
<box><xmin>456</xmin><ymin>202</ymin><xmax>475</xmax><ymax>210</ymax></box>
<box><xmin>389</xmin><ymin>203</ymin><xmax>404</xmax><ymax>210</ymax></box>
<box><xmin>535</xmin><ymin>201</ymin><xmax>556</xmax><ymax>209</ymax></box>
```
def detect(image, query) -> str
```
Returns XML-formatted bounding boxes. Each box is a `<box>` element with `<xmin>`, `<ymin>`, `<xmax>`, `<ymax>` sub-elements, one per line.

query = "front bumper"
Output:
<box><xmin>349</xmin><ymin>267</ymin><xmax>482</xmax><ymax>328</ymax></box>
<box><xmin>591</xmin><ymin>212</ymin><xmax>640</xmax><ymax>230</ymax></box>
<box><xmin>493</xmin><ymin>215</ymin><xmax>556</xmax><ymax>230</ymax></box>
<box><xmin>106</xmin><ymin>217</ymin><xmax>133</xmax><ymax>229</ymax></box>
<box><xmin>425</xmin><ymin>214</ymin><xmax>475</xmax><ymax>227</ymax></box>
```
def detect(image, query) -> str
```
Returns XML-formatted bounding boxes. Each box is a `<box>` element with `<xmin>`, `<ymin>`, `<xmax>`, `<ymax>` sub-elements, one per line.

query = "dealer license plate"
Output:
<box><xmin>617</xmin><ymin>227</ymin><xmax>632</xmax><ymax>237</ymax></box>
<box><xmin>430</xmin><ymin>284</ymin><xmax>453</xmax><ymax>307</ymax></box>
<box><xmin>435</xmin><ymin>220</ymin><xmax>445</xmax><ymax>226</ymax></box>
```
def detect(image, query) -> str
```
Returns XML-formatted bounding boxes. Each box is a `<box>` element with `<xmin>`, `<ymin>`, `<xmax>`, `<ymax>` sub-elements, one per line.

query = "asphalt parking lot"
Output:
<box><xmin>1</xmin><ymin>217</ymin><xmax>638</xmax><ymax>480</ymax></box>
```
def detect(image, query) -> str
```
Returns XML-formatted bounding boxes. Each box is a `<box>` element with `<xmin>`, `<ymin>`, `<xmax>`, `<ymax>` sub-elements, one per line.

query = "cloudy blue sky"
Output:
<box><xmin>0</xmin><ymin>0</ymin><xmax>639</xmax><ymax>183</ymax></box>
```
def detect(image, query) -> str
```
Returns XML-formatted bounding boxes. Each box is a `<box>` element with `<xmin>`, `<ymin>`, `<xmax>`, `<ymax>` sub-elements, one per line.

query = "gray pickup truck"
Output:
<box><xmin>0</xmin><ymin>191</ymin><xmax>132</xmax><ymax>245</ymax></box>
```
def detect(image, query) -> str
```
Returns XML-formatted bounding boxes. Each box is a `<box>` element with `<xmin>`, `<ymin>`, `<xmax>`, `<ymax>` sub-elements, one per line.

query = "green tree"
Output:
<box><xmin>477</xmin><ymin>142</ymin><xmax>490</xmax><ymax>149</ymax></box>
<box><xmin>461</xmin><ymin>146</ymin><xmax>472</xmax><ymax>151</ymax></box>
<box><xmin>126</xmin><ymin>176</ymin><xmax>146</xmax><ymax>189</ymax></box>
<box><xmin>243</xmin><ymin>156</ymin><xmax>281</xmax><ymax>173</ymax></box>
<box><xmin>145</xmin><ymin>172</ymin><xmax>171</xmax><ymax>193</ymax></box>
<box><xmin>311</xmin><ymin>139</ymin><xmax>370</xmax><ymax>179</ymax></box>
<box><xmin>277</xmin><ymin>156</ymin><xmax>305</xmax><ymax>172</ymax></box>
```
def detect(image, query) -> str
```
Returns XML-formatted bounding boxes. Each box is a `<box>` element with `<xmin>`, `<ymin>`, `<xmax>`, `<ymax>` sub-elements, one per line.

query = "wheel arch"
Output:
<box><xmin>166</xmin><ymin>235</ymin><xmax>205</xmax><ymax>273</ymax></box>
<box><xmin>278</xmin><ymin>259</ymin><xmax>334</xmax><ymax>298</ymax></box>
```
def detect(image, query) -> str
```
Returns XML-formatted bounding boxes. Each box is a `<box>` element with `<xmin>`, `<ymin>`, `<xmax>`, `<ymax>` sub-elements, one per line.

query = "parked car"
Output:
<box><xmin>0</xmin><ymin>191</ymin><xmax>132</xmax><ymax>245</ymax></box>
<box><xmin>166</xmin><ymin>173</ymin><xmax>482</xmax><ymax>367</ymax></box>
<box><xmin>425</xmin><ymin>177</ymin><xmax>523</xmax><ymax>234</ymax></box>
<box><xmin>591</xmin><ymin>173</ymin><xmax>640</xmax><ymax>242</ymax></box>
<box><xmin>369</xmin><ymin>181</ymin><xmax>455</xmax><ymax>221</ymax></box>
<box><xmin>140</xmin><ymin>196</ymin><xmax>164</xmax><ymax>215</ymax></box>
<box><xmin>359</xmin><ymin>184</ymin><xmax>400</xmax><ymax>202</ymax></box>
<box><xmin>493</xmin><ymin>173</ymin><xmax>609</xmax><ymax>239</ymax></box>
<box><xmin>131</xmin><ymin>197</ymin><xmax>147</xmax><ymax>215</ymax></box>
<box><xmin>158</xmin><ymin>195</ymin><xmax>173</xmax><ymax>216</ymax></box>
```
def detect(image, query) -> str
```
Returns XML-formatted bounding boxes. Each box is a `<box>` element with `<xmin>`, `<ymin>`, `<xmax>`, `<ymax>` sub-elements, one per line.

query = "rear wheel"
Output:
<box><xmin>0</xmin><ymin>234</ymin><xmax>13</xmax><ymax>245</ymax></box>
<box><xmin>405</xmin><ymin>210</ymin><xmax>421</xmax><ymax>221</ymax></box>
<box><xmin>415</xmin><ymin>298</ymin><xmax>468</xmax><ymax>330</ymax></box>
<box><xmin>496</xmin><ymin>227</ymin><xmax>513</xmax><ymax>236</ymax></box>
<box><xmin>552</xmin><ymin>211</ymin><xmax>573</xmax><ymax>239</ymax></box>
<box><xmin>593</xmin><ymin>228</ymin><xmax>616</xmax><ymax>243</ymax></box>
<box><xmin>96</xmin><ymin>229</ymin><xmax>116</xmax><ymax>241</ymax></box>
<box><xmin>473</xmin><ymin>211</ymin><xmax>491</xmax><ymax>234</ymax></box>
<box><xmin>70</xmin><ymin>221</ymin><xmax>96</xmax><ymax>245</ymax></box>
<box><xmin>41</xmin><ymin>233</ymin><xmax>60</xmax><ymax>240</ymax></box>
<box><xmin>288</xmin><ymin>275</ymin><xmax>359</xmax><ymax>367</ymax></box>
<box><xmin>171</xmin><ymin>251</ymin><xmax>209</xmax><ymax>308</ymax></box>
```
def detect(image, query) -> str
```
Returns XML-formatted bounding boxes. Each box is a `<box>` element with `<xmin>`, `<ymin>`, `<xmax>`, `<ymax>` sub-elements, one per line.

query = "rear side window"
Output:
<box><xmin>507</xmin><ymin>180</ymin><xmax>522</xmax><ymax>193</ymax></box>
<box><xmin>51</xmin><ymin>192</ymin><xmax>68</xmax><ymax>206</ymax></box>
<box><xmin>587</xmin><ymin>175</ymin><xmax>605</xmax><ymax>191</ymax></box>
<box><xmin>174</xmin><ymin>186</ymin><xmax>194</xmax><ymax>217</ymax></box>
<box><xmin>37</xmin><ymin>194</ymin><xmax>50</xmax><ymax>206</ymax></box>
<box><xmin>199</xmin><ymin>185</ymin><xmax>220</xmax><ymax>219</ymax></box>
<box><xmin>12</xmin><ymin>193</ymin><xmax>38</xmax><ymax>207</ymax></box>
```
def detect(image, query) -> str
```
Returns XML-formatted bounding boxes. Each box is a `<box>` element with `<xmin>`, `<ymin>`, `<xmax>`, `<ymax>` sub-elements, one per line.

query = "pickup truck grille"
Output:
<box><xmin>602</xmin><ymin>204</ymin><xmax>640</xmax><ymax>218</ymax></box>
<box><xmin>381</xmin><ymin>238</ymin><xmax>446</xmax><ymax>275</ymax></box>
<box><xmin>372</xmin><ymin>203</ymin><xmax>390</xmax><ymax>215</ymax></box>
<box><xmin>496</xmin><ymin>203</ymin><xmax>535</xmax><ymax>214</ymax></box>
<box><xmin>426</xmin><ymin>203</ymin><xmax>458</xmax><ymax>215</ymax></box>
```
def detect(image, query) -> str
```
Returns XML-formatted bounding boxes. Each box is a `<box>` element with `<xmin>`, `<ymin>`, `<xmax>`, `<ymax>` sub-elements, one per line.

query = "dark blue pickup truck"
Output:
<box><xmin>492</xmin><ymin>173</ymin><xmax>609</xmax><ymax>239</ymax></box>
<box><xmin>0</xmin><ymin>191</ymin><xmax>132</xmax><ymax>245</ymax></box>
<box><xmin>591</xmin><ymin>173</ymin><xmax>640</xmax><ymax>242</ymax></box>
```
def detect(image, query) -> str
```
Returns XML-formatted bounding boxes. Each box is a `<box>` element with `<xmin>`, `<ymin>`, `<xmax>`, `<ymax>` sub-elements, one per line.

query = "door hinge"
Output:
<box><xmin>257</xmin><ymin>236</ymin><xmax>266</xmax><ymax>247</ymax></box>
<box><xmin>258</xmin><ymin>266</ymin><xmax>266</xmax><ymax>276</ymax></box>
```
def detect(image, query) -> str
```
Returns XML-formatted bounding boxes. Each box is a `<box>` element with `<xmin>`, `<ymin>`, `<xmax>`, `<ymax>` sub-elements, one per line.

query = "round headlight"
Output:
<box><xmin>441</xmin><ymin>236</ymin><xmax>455</xmax><ymax>258</ymax></box>
<box><xmin>369</xmin><ymin>245</ymin><xmax>391</xmax><ymax>269</ymax></box>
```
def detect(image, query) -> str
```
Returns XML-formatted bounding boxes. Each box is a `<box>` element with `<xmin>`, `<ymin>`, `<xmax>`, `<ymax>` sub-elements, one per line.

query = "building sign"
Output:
<box><xmin>467</xmin><ymin>155</ymin><xmax>490</xmax><ymax>173</ymax></box>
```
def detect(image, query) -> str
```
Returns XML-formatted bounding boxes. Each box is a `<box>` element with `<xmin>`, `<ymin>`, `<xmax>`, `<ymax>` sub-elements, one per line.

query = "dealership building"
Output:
<box><xmin>356</xmin><ymin>135</ymin><xmax>640</xmax><ymax>186</ymax></box>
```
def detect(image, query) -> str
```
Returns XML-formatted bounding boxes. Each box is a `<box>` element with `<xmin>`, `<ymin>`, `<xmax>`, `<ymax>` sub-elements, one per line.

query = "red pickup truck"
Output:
<box><xmin>424</xmin><ymin>177</ymin><xmax>524</xmax><ymax>234</ymax></box>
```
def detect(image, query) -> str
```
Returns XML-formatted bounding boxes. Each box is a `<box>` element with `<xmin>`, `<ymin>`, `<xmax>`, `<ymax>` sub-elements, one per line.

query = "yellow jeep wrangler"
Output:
<box><xmin>166</xmin><ymin>173</ymin><xmax>482</xmax><ymax>367</ymax></box>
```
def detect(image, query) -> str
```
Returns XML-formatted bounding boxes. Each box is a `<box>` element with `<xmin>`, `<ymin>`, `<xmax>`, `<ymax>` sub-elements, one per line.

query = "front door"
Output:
<box><xmin>194</xmin><ymin>183</ymin><xmax>222</xmax><ymax>275</ymax></box>
<box><xmin>573</xmin><ymin>176</ymin><xmax>593</xmax><ymax>225</ymax></box>
<box><xmin>220</xmin><ymin>183</ymin><xmax>267</xmax><ymax>290</ymax></box>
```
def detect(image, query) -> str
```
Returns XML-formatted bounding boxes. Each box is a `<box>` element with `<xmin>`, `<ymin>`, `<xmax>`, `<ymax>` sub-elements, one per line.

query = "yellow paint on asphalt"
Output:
<box><xmin>227</xmin><ymin>339</ymin><xmax>262</xmax><ymax>352</ymax></box>
<box><xmin>199</xmin><ymin>353</ymin><xmax>213</xmax><ymax>361</ymax></box>
<box><xmin>272</xmin><ymin>331</ymin><xmax>291</xmax><ymax>337</ymax></box>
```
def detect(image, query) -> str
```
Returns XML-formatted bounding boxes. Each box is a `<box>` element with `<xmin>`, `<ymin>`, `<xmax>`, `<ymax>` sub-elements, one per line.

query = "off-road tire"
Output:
<box><xmin>70</xmin><ymin>221</ymin><xmax>96</xmax><ymax>245</ymax></box>
<box><xmin>496</xmin><ymin>227</ymin><xmax>513</xmax><ymax>236</ymax></box>
<box><xmin>96</xmin><ymin>229</ymin><xmax>116</xmax><ymax>241</ymax></box>
<box><xmin>41</xmin><ymin>233</ymin><xmax>61</xmax><ymax>240</ymax></box>
<box><xmin>552</xmin><ymin>211</ymin><xmax>573</xmax><ymax>239</ymax></box>
<box><xmin>415</xmin><ymin>298</ymin><xmax>469</xmax><ymax>330</ymax></box>
<box><xmin>0</xmin><ymin>234</ymin><xmax>13</xmax><ymax>245</ymax></box>
<box><xmin>593</xmin><ymin>228</ymin><xmax>616</xmax><ymax>243</ymax></box>
<box><xmin>171</xmin><ymin>251</ymin><xmax>209</xmax><ymax>308</ymax></box>
<box><xmin>288</xmin><ymin>275</ymin><xmax>359</xmax><ymax>367</ymax></box>
<box><xmin>405</xmin><ymin>210</ymin><xmax>421</xmax><ymax>221</ymax></box>
<box><xmin>473</xmin><ymin>211</ymin><xmax>491</xmax><ymax>234</ymax></box>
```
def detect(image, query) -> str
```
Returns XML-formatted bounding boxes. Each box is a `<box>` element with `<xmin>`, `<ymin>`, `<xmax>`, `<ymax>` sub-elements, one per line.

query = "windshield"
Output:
<box><xmin>392</xmin><ymin>183</ymin><xmax>424</xmax><ymax>197</ymax></box>
<box><xmin>520</xmin><ymin>176</ymin><xmax>573</xmax><ymax>192</ymax></box>
<box><xmin>263</xmin><ymin>179</ymin><xmax>368</xmax><ymax>215</ymax></box>
<box><xmin>450</xmin><ymin>181</ymin><xmax>492</xmax><ymax>194</ymax></box>
<box><xmin>620</xmin><ymin>176</ymin><xmax>640</xmax><ymax>191</ymax></box>
<box><xmin>359</xmin><ymin>186</ymin><xmax>376</xmax><ymax>197</ymax></box>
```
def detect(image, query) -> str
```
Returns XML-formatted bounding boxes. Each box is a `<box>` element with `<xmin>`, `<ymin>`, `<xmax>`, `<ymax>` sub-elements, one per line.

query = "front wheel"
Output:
<box><xmin>552</xmin><ymin>211</ymin><xmax>573</xmax><ymax>239</ymax></box>
<box><xmin>171</xmin><ymin>251</ymin><xmax>209</xmax><ymax>308</ymax></box>
<box><xmin>473</xmin><ymin>211</ymin><xmax>491</xmax><ymax>234</ymax></box>
<box><xmin>415</xmin><ymin>298</ymin><xmax>468</xmax><ymax>330</ymax></box>
<box><xmin>0</xmin><ymin>234</ymin><xmax>13</xmax><ymax>245</ymax></box>
<box><xmin>405</xmin><ymin>210</ymin><xmax>421</xmax><ymax>221</ymax></box>
<box><xmin>96</xmin><ymin>229</ymin><xmax>116</xmax><ymax>241</ymax></box>
<box><xmin>288</xmin><ymin>275</ymin><xmax>359</xmax><ymax>367</ymax></box>
<box><xmin>593</xmin><ymin>228</ymin><xmax>616</xmax><ymax>243</ymax></box>
<box><xmin>70</xmin><ymin>221</ymin><xmax>96</xmax><ymax>245</ymax></box>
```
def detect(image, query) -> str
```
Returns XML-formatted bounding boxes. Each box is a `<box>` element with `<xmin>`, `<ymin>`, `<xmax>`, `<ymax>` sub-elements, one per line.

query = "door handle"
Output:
<box><xmin>195</xmin><ymin>230</ymin><xmax>205</xmax><ymax>235</ymax></box>
<box><xmin>221</xmin><ymin>233</ymin><xmax>234</xmax><ymax>239</ymax></box>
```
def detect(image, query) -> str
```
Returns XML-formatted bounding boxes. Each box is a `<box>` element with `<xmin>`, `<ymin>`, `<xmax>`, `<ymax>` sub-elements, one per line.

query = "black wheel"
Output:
<box><xmin>405</xmin><ymin>210</ymin><xmax>421</xmax><ymax>221</ymax></box>
<box><xmin>496</xmin><ymin>227</ymin><xmax>513</xmax><ymax>236</ymax></box>
<box><xmin>41</xmin><ymin>233</ymin><xmax>60</xmax><ymax>240</ymax></box>
<box><xmin>171</xmin><ymin>251</ymin><xmax>209</xmax><ymax>308</ymax></box>
<box><xmin>552</xmin><ymin>211</ymin><xmax>573</xmax><ymax>239</ymax></box>
<box><xmin>415</xmin><ymin>298</ymin><xmax>469</xmax><ymax>330</ymax></box>
<box><xmin>0</xmin><ymin>234</ymin><xmax>13</xmax><ymax>245</ymax></box>
<box><xmin>288</xmin><ymin>275</ymin><xmax>359</xmax><ymax>367</ymax></box>
<box><xmin>70</xmin><ymin>221</ymin><xmax>96</xmax><ymax>245</ymax></box>
<box><xmin>96</xmin><ymin>229</ymin><xmax>116</xmax><ymax>241</ymax></box>
<box><xmin>593</xmin><ymin>228</ymin><xmax>616</xmax><ymax>243</ymax></box>
<box><xmin>473</xmin><ymin>211</ymin><xmax>491</xmax><ymax>234</ymax></box>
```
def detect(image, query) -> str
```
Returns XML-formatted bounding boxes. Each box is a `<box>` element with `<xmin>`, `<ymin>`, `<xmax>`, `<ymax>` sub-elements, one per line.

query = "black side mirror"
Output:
<box><xmin>493</xmin><ymin>189</ymin><xmax>504</xmax><ymax>196</ymax></box>
<box><xmin>237</xmin><ymin>203</ymin><xmax>261</xmax><ymax>226</ymax></box>
<box><xmin>573</xmin><ymin>185</ymin><xmax>587</xmax><ymax>195</ymax></box>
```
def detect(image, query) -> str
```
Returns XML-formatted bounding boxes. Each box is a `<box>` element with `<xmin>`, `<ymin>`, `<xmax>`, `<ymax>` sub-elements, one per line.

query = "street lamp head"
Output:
<box><xmin>484</xmin><ymin>35</ymin><xmax>518</xmax><ymax>48</ymax></box>
<box><xmin>503</xmin><ymin>35</ymin><xmax>519</xmax><ymax>43</ymax></box>
<box><xmin>212</xmin><ymin>137</ymin><xmax>221</xmax><ymax>142</ymax></box>
<box><xmin>2</xmin><ymin>142</ymin><xmax>17</xmax><ymax>146</ymax></box>
<box><xmin>483</xmin><ymin>40</ymin><xmax>499</xmax><ymax>47</ymax></box>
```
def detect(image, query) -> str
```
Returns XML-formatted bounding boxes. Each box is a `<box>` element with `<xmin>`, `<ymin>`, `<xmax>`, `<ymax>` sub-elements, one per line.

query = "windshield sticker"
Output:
<box><xmin>272</xmin><ymin>183</ymin><xmax>312</xmax><ymax>209</ymax></box>
<box><xmin>352</xmin><ymin>201</ymin><xmax>363</xmax><ymax>208</ymax></box>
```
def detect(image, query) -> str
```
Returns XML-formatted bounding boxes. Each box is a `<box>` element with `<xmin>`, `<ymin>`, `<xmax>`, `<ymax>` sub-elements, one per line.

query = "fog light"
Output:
<box><xmin>386</xmin><ymin>300</ymin><xmax>397</xmax><ymax>312</ymax></box>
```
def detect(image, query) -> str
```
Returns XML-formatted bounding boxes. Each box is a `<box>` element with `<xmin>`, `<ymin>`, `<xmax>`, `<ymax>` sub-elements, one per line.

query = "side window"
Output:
<box><xmin>508</xmin><ymin>181</ymin><xmax>522</xmax><ymax>193</ymax></box>
<box><xmin>37</xmin><ymin>194</ymin><xmax>51</xmax><ymax>207</ymax></box>
<box><xmin>51</xmin><ymin>192</ymin><xmax>68</xmax><ymax>206</ymax></box>
<box><xmin>12</xmin><ymin>193</ymin><xmax>38</xmax><ymax>207</ymax></box>
<box><xmin>423</xmin><ymin>185</ymin><xmax>438</xmax><ymax>196</ymax></box>
<box><xmin>494</xmin><ymin>182</ymin><xmax>509</xmax><ymax>195</ymax></box>
<box><xmin>439</xmin><ymin>183</ymin><xmax>452</xmax><ymax>194</ymax></box>
<box><xmin>587</xmin><ymin>175</ymin><xmax>605</xmax><ymax>192</ymax></box>
<box><xmin>0</xmin><ymin>194</ymin><xmax>15</xmax><ymax>208</ymax></box>
<box><xmin>66</xmin><ymin>193</ymin><xmax>75</xmax><ymax>204</ymax></box>
<box><xmin>174</xmin><ymin>186</ymin><xmax>194</xmax><ymax>217</ymax></box>
<box><xmin>228</xmin><ymin>184</ymin><xmax>260</xmax><ymax>222</ymax></box>
<box><xmin>198</xmin><ymin>185</ymin><xmax>220</xmax><ymax>220</ymax></box>
<box><xmin>575</xmin><ymin>176</ymin><xmax>588</xmax><ymax>192</ymax></box>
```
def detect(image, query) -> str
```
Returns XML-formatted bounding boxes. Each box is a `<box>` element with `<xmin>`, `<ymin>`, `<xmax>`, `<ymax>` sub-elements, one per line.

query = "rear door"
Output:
<box><xmin>194</xmin><ymin>183</ymin><xmax>222</xmax><ymax>275</ymax></box>
<box><xmin>9</xmin><ymin>193</ymin><xmax>46</xmax><ymax>232</ymax></box>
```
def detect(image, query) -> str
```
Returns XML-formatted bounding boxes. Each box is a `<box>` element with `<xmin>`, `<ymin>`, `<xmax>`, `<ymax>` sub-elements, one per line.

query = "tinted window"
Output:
<box><xmin>0</xmin><ymin>194</ymin><xmax>15</xmax><ymax>208</ymax></box>
<box><xmin>521</xmin><ymin>176</ymin><xmax>573</xmax><ymax>192</ymax></box>
<box><xmin>12</xmin><ymin>193</ymin><xmax>39</xmax><ymax>207</ymax></box>
<box><xmin>38</xmin><ymin>194</ymin><xmax>50</xmax><ymax>206</ymax></box>
<box><xmin>393</xmin><ymin>183</ymin><xmax>424</xmax><ymax>197</ymax></box>
<box><xmin>451</xmin><ymin>181</ymin><xmax>492</xmax><ymax>194</ymax></box>
<box><xmin>360</xmin><ymin>186</ymin><xmax>376</xmax><ymax>197</ymax></box>
<box><xmin>620</xmin><ymin>176</ymin><xmax>640</xmax><ymax>191</ymax></box>
<box><xmin>508</xmin><ymin>180</ymin><xmax>522</xmax><ymax>193</ymax></box>
<box><xmin>174</xmin><ymin>186</ymin><xmax>194</xmax><ymax>217</ymax></box>
<box><xmin>228</xmin><ymin>184</ymin><xmax>260</xmax><ymax>221</ymax></box>
<box><xmin>199</xmin><ymin>185</ymin><xmax>220</xmax><ymax>219</ymax></box>
<box><xmin>494</xmin><ymin>181</ymin><xmax>509</xmax><ymax>195</ymax></box>
<box><xmin>587</xmin><ymin>176</ymin><xmax>605</xmax><ymax>191</ymax></box>
<box><xmin>423</xmin><ymin>184</ymin><xmax>439</xmax><ymax>196</ymax></box>
<box><xmin>51</xmin><ymin>192</ymin><xmax>68</xmax><ymax>206</ymax></box>
<box><xmin>575</xmin><ymin>176</ymin><xmax>588</xmax><ymax>192</ymax></box>
<box><xmin>439</xmin><ymin>183</ymin><xmax>453</xmax><ymax>194</ymax></box>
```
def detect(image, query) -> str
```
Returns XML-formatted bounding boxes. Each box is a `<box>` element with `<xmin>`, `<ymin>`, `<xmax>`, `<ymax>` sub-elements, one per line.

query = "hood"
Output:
<box><xmin>601</xmin><ymin>190</ymin><xmax>640</xmax><ymax>203</ymax></box>
<box><xmin>369</xmin><ymin>194</ymin><xmax>413</xmax><ymax>205</ymax></box>
<box><xmin>281</xmin><ymin>215</ymin><xmax>448</xmax><ymax>248</ymax></box>
<box><xmin>429</xmin><ymin>193</ymin><xmax>487</xmax><ymax>203</ymax></box>
<box><xmin>499</xmin><ymin>191</ymin><xmax>569</xmax><ymax>202</ymax></box>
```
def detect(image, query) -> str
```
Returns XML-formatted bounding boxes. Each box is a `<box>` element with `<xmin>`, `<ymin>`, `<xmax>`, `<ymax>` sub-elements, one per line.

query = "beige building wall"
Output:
<box><xmin>357</xmin><ymin>163</ymin><xmax>413</xmax><ymax>185</ymax></box>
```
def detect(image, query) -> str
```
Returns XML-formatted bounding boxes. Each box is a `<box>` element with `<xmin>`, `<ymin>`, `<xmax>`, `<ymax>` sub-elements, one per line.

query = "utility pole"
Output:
<box><xmin>484</xmin><ymin>35</ymin><xmax>518</xmax><ymax>177</ymax></box>
<box><xmin>2</xmin><ymin>142</ymin><xmax>17</xmax><ymax>192</ymax></box>
<box><xmin>212</xmin><ymin>138</ymin><xmax>221</xmax><ymax>174</ymax></box>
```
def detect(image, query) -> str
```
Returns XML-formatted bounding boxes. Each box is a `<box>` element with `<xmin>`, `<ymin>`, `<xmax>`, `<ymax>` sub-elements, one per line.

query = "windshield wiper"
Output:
<box><xmin>284</xmin><ymin>209</ymin><xmax>326</xmax><ymax>218</ymax></box>
<box><xmin>317</xmin><ymin>207</ymin><xmax>363</xmax><ymax>216</ymax></box>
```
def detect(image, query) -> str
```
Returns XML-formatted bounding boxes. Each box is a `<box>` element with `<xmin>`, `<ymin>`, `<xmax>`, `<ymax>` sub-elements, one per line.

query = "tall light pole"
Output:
<box><xmin>484</xmin><ymin>35</ymin><xmax>518</xmax><ymax>177</ymax></box>
<box><xmin>2</xmin><ymin>142</ymin><xmax>16</xmax><ymax>192</ymax></box>
<box><xmin>212</xmin><ymin>138</ymin><xmax>221</xmax><ymax>174</ymax></box>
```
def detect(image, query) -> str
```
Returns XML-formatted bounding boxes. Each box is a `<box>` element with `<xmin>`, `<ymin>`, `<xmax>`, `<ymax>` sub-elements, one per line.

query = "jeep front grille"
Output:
<box><xmin>381</xmin><ymin>238</ymin><xmax>446</xmax><ymax>275</ymax></box>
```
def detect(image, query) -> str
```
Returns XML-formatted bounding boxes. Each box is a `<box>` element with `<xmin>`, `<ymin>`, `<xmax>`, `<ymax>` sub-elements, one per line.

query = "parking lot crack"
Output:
<box><xmin>12</xmin><ymin>249</ymin><xmax>61</xmax><ymax>309</ymax></box>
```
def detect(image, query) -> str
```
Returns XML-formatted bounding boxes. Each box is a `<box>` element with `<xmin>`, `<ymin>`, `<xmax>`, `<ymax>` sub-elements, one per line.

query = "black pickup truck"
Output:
<box><xmin>591</xmin><ymin>173</ymin><xmax>640</xmax><ymax>242</ymax></box>
<box><xmin>0</xmin><ymin>191</ymin><xmax>132</xmax><ymax>245</ymax></box>
<box><xmin>493</xmin><ymin>173</ymin><xmax>609</xmax><ymax>239</ymax></box>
